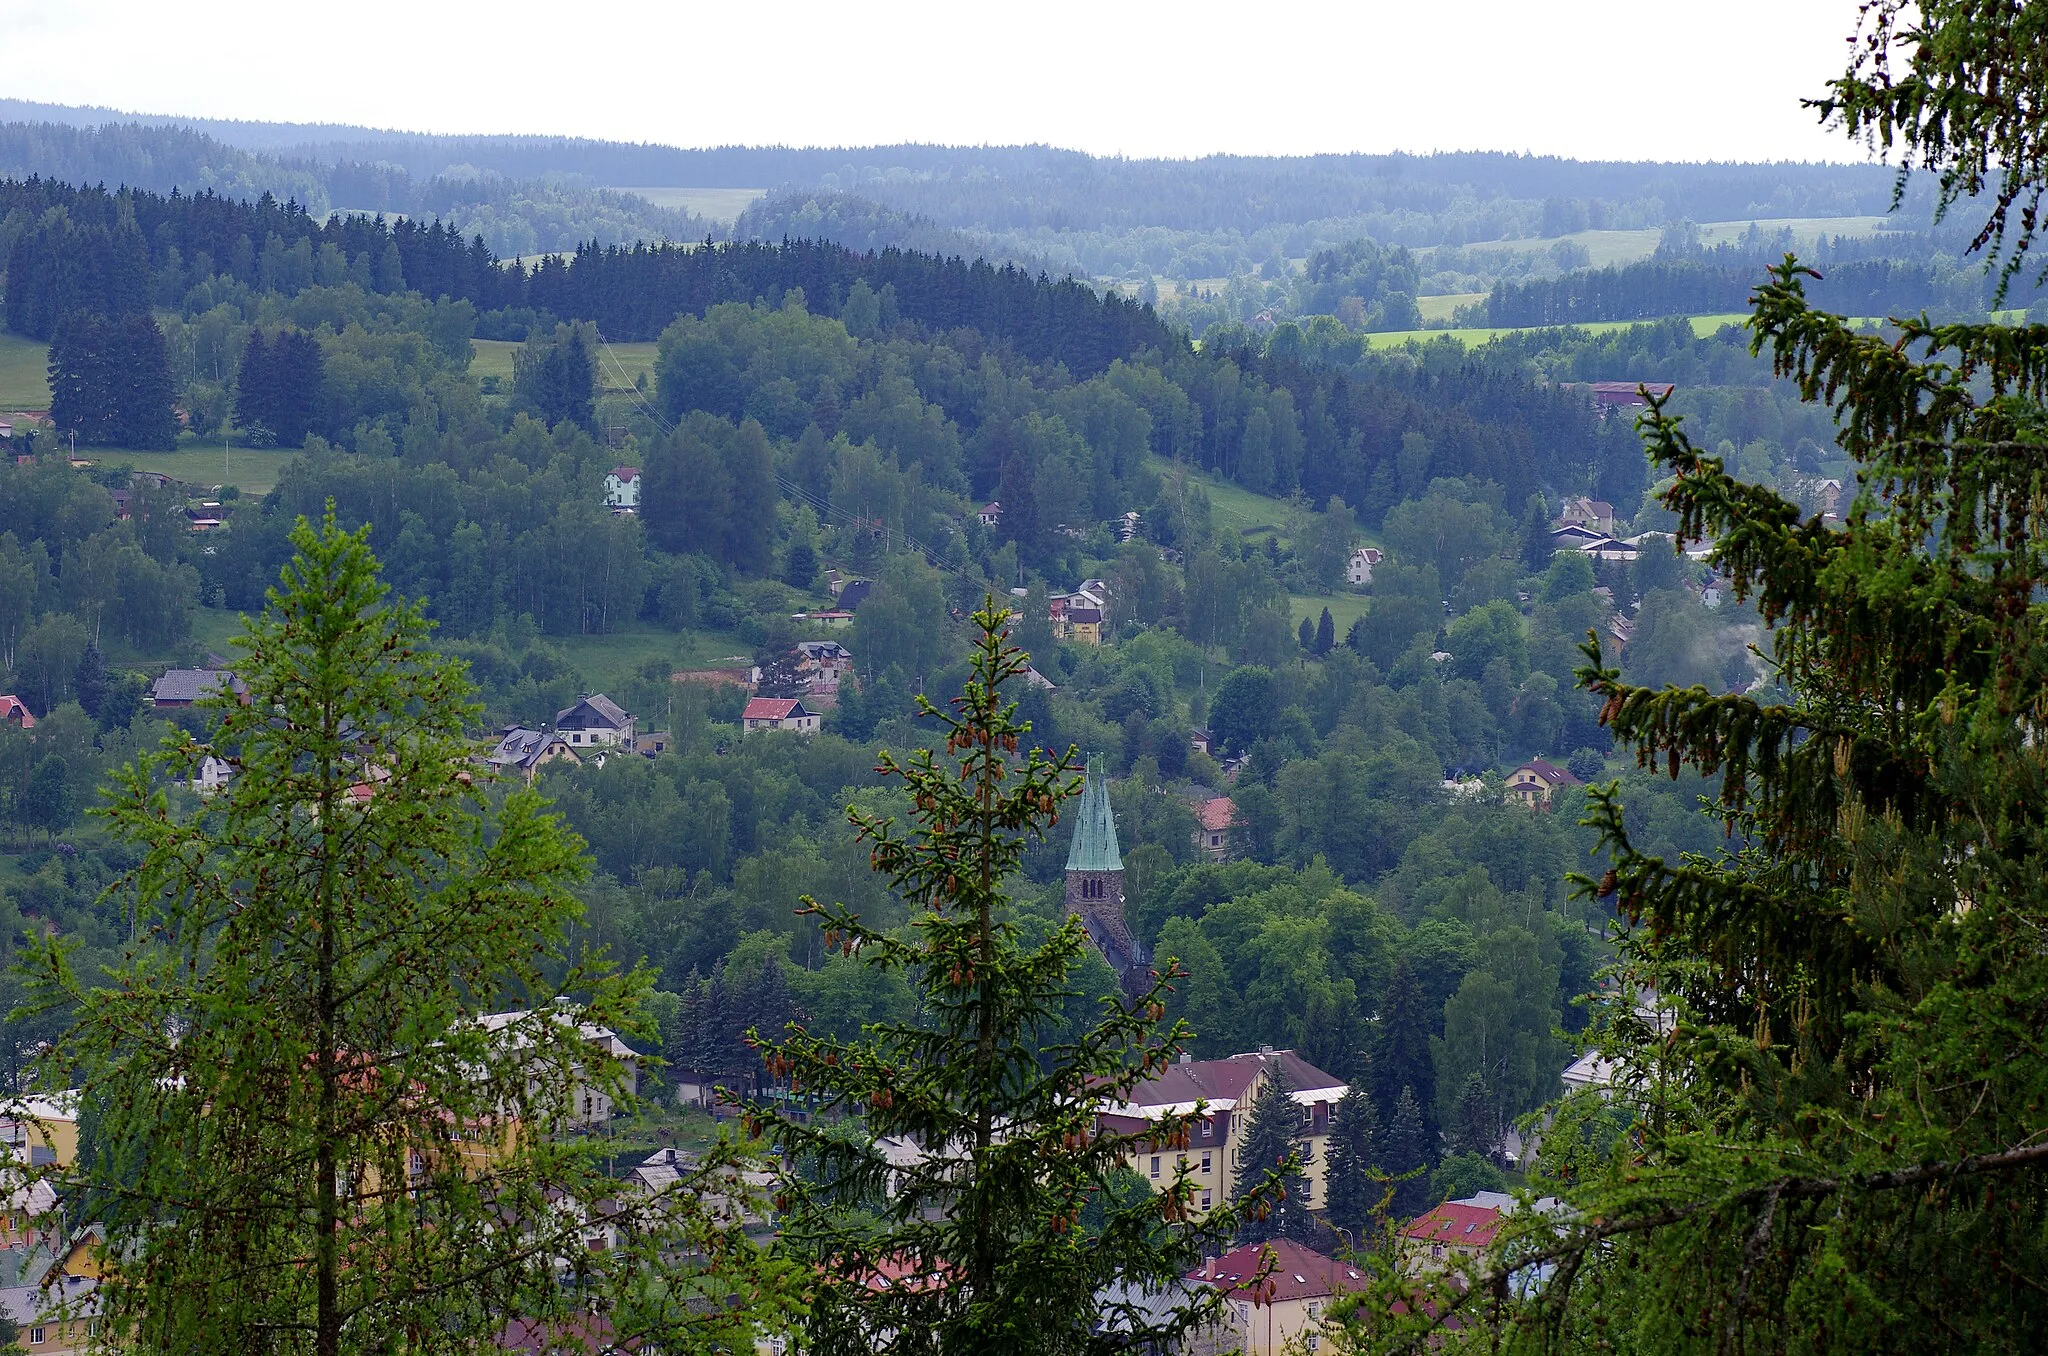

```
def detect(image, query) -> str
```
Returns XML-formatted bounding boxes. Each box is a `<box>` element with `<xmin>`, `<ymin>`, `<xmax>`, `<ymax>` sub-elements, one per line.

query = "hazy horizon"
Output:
<box><xmin>3</xmin><ymin>0</ymin><xmax>1869</xmax><ymax>165</ymax></box>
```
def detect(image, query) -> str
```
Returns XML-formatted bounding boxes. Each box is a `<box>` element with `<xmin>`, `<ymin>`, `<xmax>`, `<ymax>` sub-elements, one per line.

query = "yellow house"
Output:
<box><xmin>1099</xmin><ymin>1048</ymin><xmax>1346</xmax><ymax>1219</ymax></box>
<box><xmin>0</xmin><ymin>1093</ymin><xmax>80</xmax><ymax>1169</ymax></box>
<box><xmin>1506</xmin><ymin>758</ymin><xmax>1581</xmax><ymax>809</ymax></box>
<box><xmin>0</xmin><ymin>1274</ymin><xmax>101</xmax><ymax>1356</ymax></box>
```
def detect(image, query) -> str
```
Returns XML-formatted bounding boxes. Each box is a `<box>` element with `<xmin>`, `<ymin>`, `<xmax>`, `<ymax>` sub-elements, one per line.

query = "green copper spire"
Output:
<box><xmin>1064</xmin><ymin>754</ymin><xmax>1123</xmax><ymax>873</ymax></box>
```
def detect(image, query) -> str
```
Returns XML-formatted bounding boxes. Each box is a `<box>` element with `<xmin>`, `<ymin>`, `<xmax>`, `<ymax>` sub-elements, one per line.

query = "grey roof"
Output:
<box><xmin>0</xmin><ymin>1274</ymin><xmax>98</xmax><ymax>1327</ymax></box>
<box><xmin>836</xmin><ymin>580</ymin><xmax>873</xmax><ymax>612</ymax></box>
<box><xmin>554</xmin><ymin>694</ymin><xmax>631</xmax><ymax>731</ymax></box>
<box><xmin>150</xmin><ymin>668</ymin><xmax>242</xmax><ymax>704</ymax></box>
<box><xmin>1065</xmin><ymin>755</ymin><xmax>1122</xmax><ymax>873</ymax></box>
<box><xmin>486</xmin><ymin>728</ymin><xmax>570</xmax><ymax>771</ymax></box>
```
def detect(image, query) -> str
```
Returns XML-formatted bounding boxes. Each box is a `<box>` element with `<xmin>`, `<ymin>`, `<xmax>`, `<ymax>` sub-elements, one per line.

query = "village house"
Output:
<box><xmin>1576</xmin><ymin>535</ymin><xmax>1640</xmax><ymax>563</ymax></box>
<box><xmin>477</xmin><ymin>1010</ymin><xmax>639</xmax><ymax>1130</ymax></box>
<box><xmin>603</xmin><ymin>465</ymin><xmax>641</xmax><ymax>513</ymax></box>
<box><xmin>1346</xmin><ymin>546</ymin><xmax>1384</xmax><ymax>587</ymax></box>
<box><xmin>0</xmin><ymin>1274</ymin><xmax>100</xmax><ymax>1356</ymax></box>
<box><xmin>484</xmin><ymin>727</ymin><xmax>580</xmax><ymax>782</ymax></box>
<box><xmin>1580</xmin><ymin>380</ymin><xmax>1676</xmax><ymax>417</ymax></box>
<box><xmin>1556</xmin><ymin>496</ymin><xmax>1618</xmax><ymax>535</ymax></box>
<box><xmin>1506</xmin><ymin>759</ymin><xmax>1582</xmax><ymax>809</ymax></box>
<box><xmin>1190</xmin><ymin>729</ymin><xmax>1214</xmax><ymax>758</ymax></box>
<box><xmin>1100</xmin><ymin>1048</ymin><xmax>1348</xmax><ymax>1220</ymax></box>
<box><xmin>1549</xmin><ymin>522</ymin><xmax>1609</xmax><ymax>550</ymax></box>
<box><xmin>978</xmin><ymin>501</ymin><xmax>1002</xmax><ymax>527</ymax></box>
<box><xmin>0</xmin><ymin>696</ymin><xmax>34</xmax><ymax>730</ymax></box>
<box><xmin>1117</xmin><ymin>510</ymin><xmax>1141</xmax><ymax>542</ymax></box>
<box><xmin>1182</xmin><ymin>1237</ymin><xmax>1366</xmax><ymax>1355</ymax></box>
<box><xmin>1192</xmin><ymin>794</ymin><xmax>1234</xmax><ymax>861</ymax></box>
<box><xmin>741</xmin><ymin>697</ymin><xmax>820</xmax><ymax>735</ymax></box>
<box><xmin>0</xmin><ymin>1094</ymin><xmax>80</xmax><ymax>1169</ymax></box>
<box><xmin>1403</xmin><ymin>1195</ymin><xmax>1508</xmax><ymax>1275</ymax></box>
<box><xmin>553</xmin><ymin>695</ymin><xmax>634</xmax><ymax>748</ymax></box>
<box><xmin>191</xmin><ymin>754</ymin><xmax>233</xmax><ymax>796</ymax></box>
<box><xmin>1066</xmin><ymin>605</ymin><xmax>1104</xmax><ymax>645</ymax></box>
<box><xmin>835</xmin><ymin>579</ymin><xmax>874</xmax><ymax>613</ymax></box>
<box><xmin>149</xmin><ymin>668</ymin><xmax>246</xmax><ymax>708</ymax></box>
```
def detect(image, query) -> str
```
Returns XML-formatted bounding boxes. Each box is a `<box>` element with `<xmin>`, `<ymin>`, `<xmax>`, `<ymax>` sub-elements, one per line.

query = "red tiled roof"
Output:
<box><xmin>1404</xmin><ymin>1201</ymin><xmax>1505</xmax><ymax>1248</ymax></box>
<box><xmin>0</xmin><ymin>696</ymin><xmax>34</xmax><ymax>728</ymax></box>
<box><xmin>1195</xmin><ymin>797</ymin><xmax>1234</xmax><ymax>832</ymax></box>
<box><xmin>743</xmin><ymin>698</ymin><xmax>808</xmax><ymax>721</ymax></box>
<box><xmin>610</xmin><ymin>466</ymin><xmax>640</xmax><ymax>480</ymax></box>
<box><xmin>1189</xmin><ymin>1238</ymin><xmax>1365</xmax><ymax>1303</ymax></box>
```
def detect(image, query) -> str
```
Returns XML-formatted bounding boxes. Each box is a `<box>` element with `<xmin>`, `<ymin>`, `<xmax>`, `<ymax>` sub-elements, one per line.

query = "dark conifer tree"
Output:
<box><xmin>1315</xmin><ymin>606</ymin><xmax>1336</xmax><ymax>654</ymax></box>
<box><xmin>1382</xmin><ymin>1085</ymin><xmax>1430</xmax><ymax>1219</ymax></box>
<box><xmin>1234</xmin><ymin>1065</ymin><xmax>1314</xmax><ymax>1245</ymax></box>
<box><xmin>1371</xmin><ymin>959</ymin><xmax>1437</xmax><ymax>1149</ymax></box>
<box><xmin>1298</xmin><ymin>616</ymin><xmax>1316</xmax><ymax>651</ymax></box>
<box><xmin>1450</xmin><ymin>1071</ymin><xmax>1494</xmax><ymax>1159</ymax></box>
<box><xmin>1321</xmin><ymin>1085</ymin><xmax>1381</xmax><ymax>1243</ymax></box>
<box><xmin>113</xmin><ymin>314</ymin><xmax>178</xmax><ymax>450</ymax></box>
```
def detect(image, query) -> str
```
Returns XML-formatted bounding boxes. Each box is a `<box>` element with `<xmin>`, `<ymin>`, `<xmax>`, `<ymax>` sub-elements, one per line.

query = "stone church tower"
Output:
<box><xmin>1065</xmin><ymin>755</ymin><xmax>1148</xmax><ymax>994</ymax></box>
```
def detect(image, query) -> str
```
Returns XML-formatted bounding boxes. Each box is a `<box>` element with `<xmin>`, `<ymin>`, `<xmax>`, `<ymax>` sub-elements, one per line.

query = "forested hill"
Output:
<box><xmin>0</xmin><ymin>176</ymin><xmax>1163</xmax><ymax>367</ymax></box>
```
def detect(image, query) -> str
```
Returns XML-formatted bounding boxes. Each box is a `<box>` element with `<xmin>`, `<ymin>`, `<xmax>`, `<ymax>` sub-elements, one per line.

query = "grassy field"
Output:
<box><xmin>607</xmin><ymin>187</ymin><xmax>766</xmax><ymax>224</ymax></box>
<box><xmin>473</xmin><ymin>338</ymin><xmax>660</xmax><ymax>390</ymax></box>
<box><xmin>1417</xmin><ymin>292</ymin><xmax>1486</xmax><ymax>323</ymax></box>
<box><xmin>0</xmin><ymin>331</ymin><xmax>50</xmax><ymax>410</ymax></box>
<box><xmin>1433</xmin><ymin>215</ymin><xmax>1903</xmax><ymax>274</ymax></box>
<box><xmin>100</xmin><ymin>445</ymin><xmax>298</xmax><ymax>495</ymax></box>
<box><xmin>1290</xmin><ymin>591</ymin><xmax>1370</xmax><ymax>635</ymax></box>
<box><xmin>1149</xmin><ymin>457</ymin><xmax>1290</xmax><ymax>541</ymax></box>
<box><xmin>1362</xmin><ymin>313</ymin><xmax>1752</xmax><ymax>350</ymax></box>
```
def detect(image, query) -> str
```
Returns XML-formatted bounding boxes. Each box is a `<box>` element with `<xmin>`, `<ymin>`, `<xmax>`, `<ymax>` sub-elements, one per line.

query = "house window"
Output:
<box><xmin>1201</xmin><ymin>1190</ymin><xmax>1212</xmax><ymax>1210</ymax></box>
<box><xmin>1308</xmin><ymin>1303</ymin><xmax>1320</xmax><ymax>1320</ymax></box>
<box><xmin>30</xmin><ymin>1327</ymin><xmax>42</xmax><ymax>1346</ymax></box>
<box><xmin>1201</xmin><ymin>1152</ymin><xmax>1212</xmax><ymax>1173</ymax></box>
<box><xmin>1201</xmin><ymin>1119</ymin><xmax>1213</xmax><ymax>1140</ymax></box>
<box><xmin>1149</xmin><ymin>1155</ymin><xmax>1160</xmax><ymax>1179</ymax></box>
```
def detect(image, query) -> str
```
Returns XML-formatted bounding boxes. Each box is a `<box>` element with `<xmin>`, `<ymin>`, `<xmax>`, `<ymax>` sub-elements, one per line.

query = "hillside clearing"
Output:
<box><xmin>0</xmin><ymin>331</ymin><xmax>50</xmax><ymax>410</ymax></box>
<box><xmin>606</xmin><ymin>187</ymin><xmax>767</xmax><ymax>224</ymax></box>
<box><xmin>1362</xmin><ymin>313</ymin><xmax>1753</xmax><ymax>350</ymax></box>
<box><xmin>472</xmin><ymin>338</ymin><xmax>660</xmax><ymax>391</ymax></box>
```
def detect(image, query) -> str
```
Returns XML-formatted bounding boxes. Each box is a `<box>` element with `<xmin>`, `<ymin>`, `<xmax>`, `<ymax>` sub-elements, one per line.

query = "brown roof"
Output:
<box><xmin>1195</xmin><ymin>796</ymin><xmax>1235</xmax><ymax>832</ymax></box>
<box><xmin>1515</xmin><ymin>759</ymin><xmax>1581</xmax><ymax>787</ymax></box>
<box><xmin>1121</xmin><ymin>1049</ymin><xmax>1344</xmax><ymax>1113</ymax></box>
<box><xmin>1190</xmin><ymin>1238</ymin><xmax>1365</xmax><ymax>1303</ymax></box>
<box><xmin>743</xmin><ymin>697</ymin><xmax>810</xmax><ymax>721</ymax></box>
<box><xmin>1067</xmin><ymin>607</ymin><xmax>1103</xmax><ymax>625</ymax></box>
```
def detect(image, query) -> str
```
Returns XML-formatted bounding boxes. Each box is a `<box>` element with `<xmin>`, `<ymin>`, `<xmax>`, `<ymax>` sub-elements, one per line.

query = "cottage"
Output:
<box><xmin>0</xmin><ymin>1275</ymin><xmax>100</xmax><ymax>1356</ymax></box>
<box><xmin>1189</xmin><ymin>728</ymin><xmax>1213</xmax><ymax>757</ymax></box>
<box><xmin>149</xmin><ymin>668</ymin><xmax>245</xmax><ymax>708</ymax></box>
<box><xmin>477</xmin><ymin>1010</ymin><xmax>638</xmax><ymax>1128</ymax></box>
<box><xmin>1403</xmin><ymin>1197</ymin><xmax>1507</xmax><ymax>1274</ymax></box>
<box><xmin>1556</xmin><ymin>496</ymin><xmax>1618</xmax><ymax>535</ymax></box>
<box><xmin>191</xmin><ymin>754</ymin><xmax>233</xmax><ymax>796</ymax></box>
<box><xmin>978</xmin><ymin>501</ymin><xmax>1002</xmax><ymax>527</ymax></box>
<box><xmin>0</xmin><ymin>696</ymin><xmax>34</xmax><ymax>730</ymax></box>
<box><xmin>1192</xmin><ymin>794</ymin><xmax>1234</xmax><ymax>861</ymax></box>
<box><xmin>484</xmin><ymin>727</ymin><xmax>580</xmax><ymax>781</ymax></box>
<box><xmin>1021</xmin><ymin>665</ymin><xmax>1057</xmax><ymax>691</ymax></box>
<box><xmin>604</xmin><ymin>466</ymin><xmax>641</xmax><ymax>513</ymax></box>
<box><xmin>554</xmin><ymin>694</ymin><xmax>634</xmax><ymax>748</ymax></box>
<box><xmin>0</xmin><ymin>1092</ymin><xmax>80</xmax><ymax>1169</ymax></box>
<box><xmin>631</xmin><ymin>731</ymin><xmax>670</xmax><ymax>758</ymax></box>
<box><xmin>1507</xmin><ymin>758</ymin><xmax>1582</xmax><ymax>809</ymax></box>
<box><xmin>1346</xmin><ymin>545</ymin><xmax>1384</xmax><ymax>586</ymax></box>
<box><xmin>741</xmin><ymin>697</ymin><xmax>820</xmax><ymax>734</ymax></box>
<box><xmin>1184</xmin><ymin>1238</ymin><xmax>1366</xmax><ymax>1356</ymax></box>
<box><xmin>1117</xmin><ymin>510</ymin><xmax>1141</xmax><ymax>542</ymax></box>
<box><xmin>1066</xmin><ymin>606</ymin><xmax>1104</xmax><ymax>645</ymax></box>
<box><xmin>1099</xmin><ymin>1048</ymin><xmax>1347</xmax><ymax>1220</ymax></box>
<box><xmin>1585</xmin><ymin>380</ymin><xmax>1676</xmax><ymax>416</ymax></box>
<box><xmin>0</xmin><ymin>1176</ymin><xmax>59</xmax><ymax>1251</ymax></box>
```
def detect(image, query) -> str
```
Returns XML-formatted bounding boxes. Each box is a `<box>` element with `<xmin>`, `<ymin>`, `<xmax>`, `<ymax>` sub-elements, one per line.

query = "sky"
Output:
<box><xmin>0</xmin><ymin>0</ymin><xmax>1871</xmax><ymax>163</ymax></box>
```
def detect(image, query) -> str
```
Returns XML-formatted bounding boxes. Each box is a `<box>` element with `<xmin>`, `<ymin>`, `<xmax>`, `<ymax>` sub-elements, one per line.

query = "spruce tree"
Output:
<box><xmin>1233</xmin><ymin>1063</ymin><xmax>1313</xmax><ymax>1246</ymax></box>
<box><xmin>112</xmin><ymin>314</ymin><xmax>178</xmax><ymax>450</ymax></box>
<box><xmin>1369</xmin><ymin>959</ymin><xmax>1436</xmax><ymax>1148</ymax></box>
<box><xmin>1449</xmin><ymin>1071</ymin><xmax>1493</xmax><ymax>1160</ymax></box>
<box><xmin>1315</xmin><ymin>606</ymin><xmax>1336</xmax><ymax>655</ymax></box>
<box><xmin>1380</xmin><ymin>1086</ymin><xmax>1429</xmax><ymax>1219</ymax></box>
<box><xmin>1321</xmin><ymin>1085</ymin><xmax>1381</xmax><ymax>1244</ymax></box>
<box><xmin>750</xmin><ymin>598</ymin><xmax>1257</xmax><ymax>1355</ymax></box>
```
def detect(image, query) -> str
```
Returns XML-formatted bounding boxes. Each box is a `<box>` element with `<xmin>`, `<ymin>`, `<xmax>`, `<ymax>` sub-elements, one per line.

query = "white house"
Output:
<box><xmin>604</xmin><ymin>466</ymin><xmax>641</xmax><ymax>513</ymax></box>
<box><xmin>192</xmin><ymin>754</ymin><xmax>233</xmax><ymax>797</ymax></box>
<box><xmin>1347</xmin><ymin>546</ymin><xmax>1384</xmax><ymax>586</ymax></box>
<box><xmin>978</xmin><ymin>501</ymin><xmax>1002</xmax><ymax>527</ymax></box>
<box><xmin>477</xmin><ymin>1010</ymin><xmax>638</xmax><ymax>1129</ymax></box>
<box><xmin>554</xmin><ymin>695</ymin><xmax>635</xmax><ymax>748</ymax></box>
<box><xmin>742</xmin><ymin>697</ymin><xmax>820</xmax><ymax>734</ymax></box>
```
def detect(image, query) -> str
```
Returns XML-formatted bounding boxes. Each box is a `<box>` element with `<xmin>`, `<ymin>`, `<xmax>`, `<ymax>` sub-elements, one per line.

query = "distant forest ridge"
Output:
<box><xmin>0</xmin><ymin>97</ymin><xmax>1939</xmax><ymax>236</ymax></box>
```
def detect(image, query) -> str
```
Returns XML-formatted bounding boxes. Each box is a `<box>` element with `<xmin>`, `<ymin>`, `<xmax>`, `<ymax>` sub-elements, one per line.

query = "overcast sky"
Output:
<box><xmin>2</xmin><ymin>0</ymin><xmax>1870</xmax><ymax>163</ymax></box>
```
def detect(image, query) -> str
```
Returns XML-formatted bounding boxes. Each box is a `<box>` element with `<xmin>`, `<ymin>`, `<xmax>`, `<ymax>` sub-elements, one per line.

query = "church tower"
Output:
<box><xmin>1064</xmin><ymin>755</ymin><xmax>1147</xmax><ymax>993</ymax></box>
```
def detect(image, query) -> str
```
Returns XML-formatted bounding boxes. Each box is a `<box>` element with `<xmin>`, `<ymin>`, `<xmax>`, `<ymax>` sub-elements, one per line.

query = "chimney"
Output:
<box><xmin>1203</xmin><ymin>1256</ymin><xmax>1215</xmax><ymax>1281</ymax></box>
<box><xmin>1178</xmin><ymin>1050</ymin><xmax>1191</xmax><ymax>1064</ymax></box>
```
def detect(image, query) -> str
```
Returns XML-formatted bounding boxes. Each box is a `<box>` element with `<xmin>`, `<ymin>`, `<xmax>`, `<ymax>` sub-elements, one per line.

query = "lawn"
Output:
<box><xmin>0</xmin><ymin>331</ymin><xmax>50</xmax><ymax>410</ymax></box>
<box><xmin>606</xmin><ymin>187</ymin><xmax>767</xmax><ymax>224</ymax></box>
<box><xmin>473</xmin><ymin>338</ymin><xmax>660</xmax><ymax>390</ymax></box>
<box><xmin>96</xmin><ymin>445</ymin><xmax>298</xmax><ymax>495</ymax></box>
<box><xmin>1289</xmin><ymin>591</ymin><xmax>1370</xmax><ymax>636</ymax></box>
<box><xmin>1146</xmin><ymin>455</ymin><xmax>1385</xmax><ymax>554</ymax></box>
